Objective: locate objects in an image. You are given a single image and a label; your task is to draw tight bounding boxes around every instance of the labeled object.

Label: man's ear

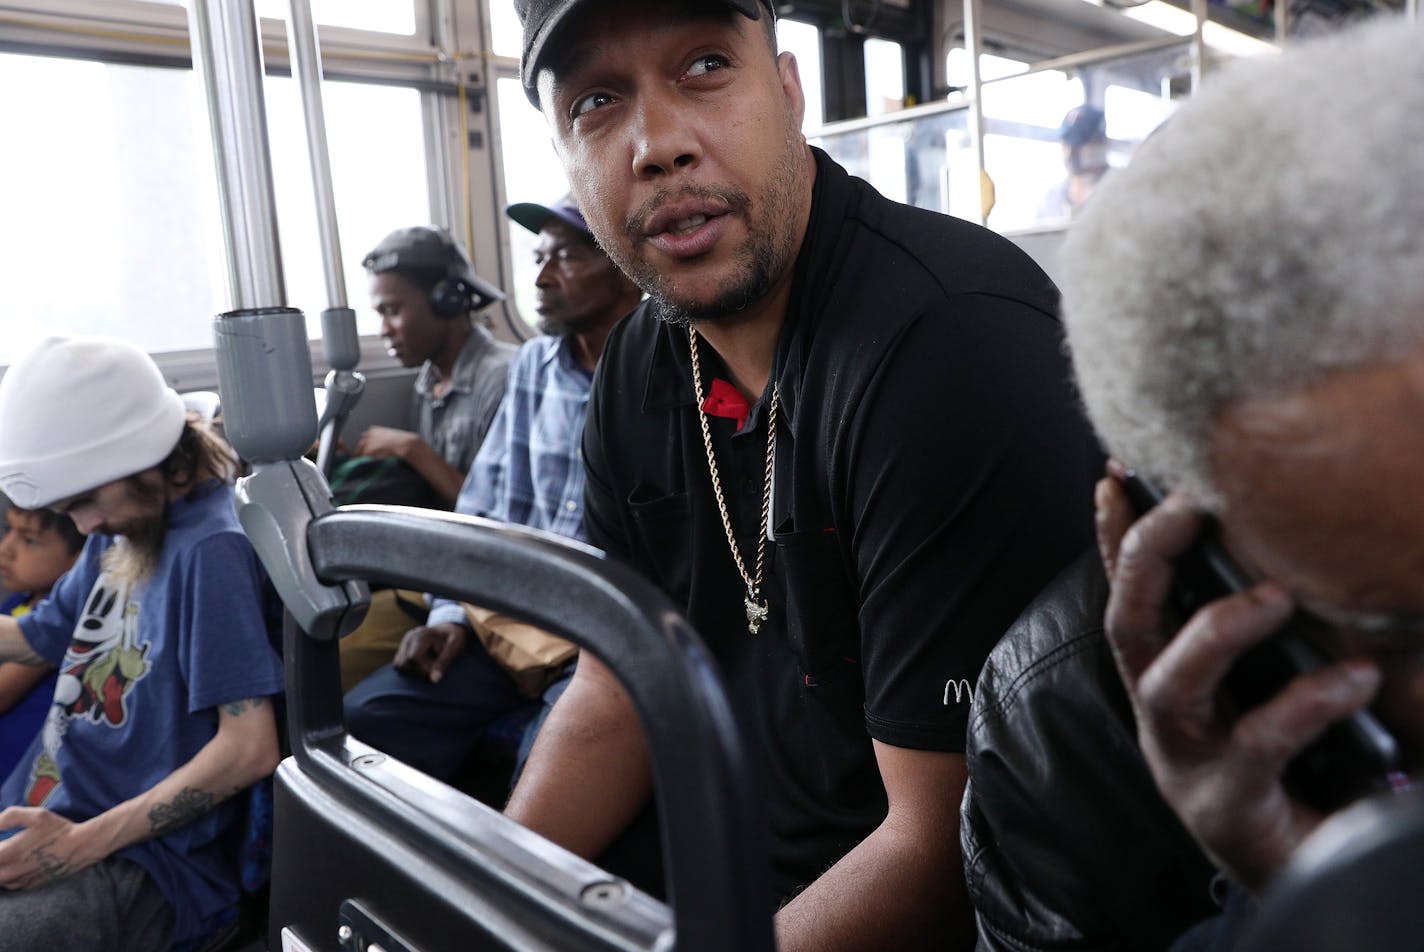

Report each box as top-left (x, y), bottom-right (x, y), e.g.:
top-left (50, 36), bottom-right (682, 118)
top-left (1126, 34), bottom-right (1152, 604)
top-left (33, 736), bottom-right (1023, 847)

top-left (777, 51), bottom-right (807, 133)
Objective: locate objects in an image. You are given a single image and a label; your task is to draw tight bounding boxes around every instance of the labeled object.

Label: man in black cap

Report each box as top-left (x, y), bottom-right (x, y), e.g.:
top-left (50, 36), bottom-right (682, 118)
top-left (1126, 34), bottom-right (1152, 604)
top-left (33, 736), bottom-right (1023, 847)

top-left (1038, 105), bottom-right (1110, 223)
top-left (506, 194), bottom-right (644, 371)
top-left (507, 1), bottom-right (1100, 947)
top-left (344, 196), bottom-right (641, 785)
top-left (356, 226), bottom-right (515, 507)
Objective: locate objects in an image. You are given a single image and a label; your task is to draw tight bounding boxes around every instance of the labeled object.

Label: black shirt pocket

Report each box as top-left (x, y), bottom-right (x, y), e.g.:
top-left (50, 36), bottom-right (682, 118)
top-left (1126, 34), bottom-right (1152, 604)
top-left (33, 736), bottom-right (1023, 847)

top-left (627, 484), bottom-right (692, 605)
top-left (774, 525), bottom-right (861, 691)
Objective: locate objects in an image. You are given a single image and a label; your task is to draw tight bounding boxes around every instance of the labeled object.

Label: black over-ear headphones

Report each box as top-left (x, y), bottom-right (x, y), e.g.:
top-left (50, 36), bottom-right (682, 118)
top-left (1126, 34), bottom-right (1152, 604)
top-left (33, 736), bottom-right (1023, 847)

top-left (362, 226), bottom-right (506, 319)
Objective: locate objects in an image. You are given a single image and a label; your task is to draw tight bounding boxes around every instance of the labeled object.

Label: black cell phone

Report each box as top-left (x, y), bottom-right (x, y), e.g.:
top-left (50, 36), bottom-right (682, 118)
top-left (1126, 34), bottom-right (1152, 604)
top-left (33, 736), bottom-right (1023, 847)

top-left (1120, 470), bottom-right (1403, 813)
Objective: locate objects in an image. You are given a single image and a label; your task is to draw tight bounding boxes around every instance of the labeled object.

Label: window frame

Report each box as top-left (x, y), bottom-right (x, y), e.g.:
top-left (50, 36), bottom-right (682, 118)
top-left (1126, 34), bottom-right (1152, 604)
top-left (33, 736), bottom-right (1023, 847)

top-left (0, 0), bottom-right (507, 386)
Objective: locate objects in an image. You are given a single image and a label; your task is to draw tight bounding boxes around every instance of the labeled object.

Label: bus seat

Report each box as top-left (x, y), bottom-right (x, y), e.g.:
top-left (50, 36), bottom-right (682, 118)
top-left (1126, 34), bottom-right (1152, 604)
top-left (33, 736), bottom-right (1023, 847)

top-left (266, 507), bottom-right (773, 951)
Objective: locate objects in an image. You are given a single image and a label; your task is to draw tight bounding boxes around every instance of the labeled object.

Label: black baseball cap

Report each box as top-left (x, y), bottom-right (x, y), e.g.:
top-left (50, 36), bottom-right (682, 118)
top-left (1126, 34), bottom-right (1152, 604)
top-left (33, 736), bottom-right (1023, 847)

top-left (517, 0), bottom-right (775, 107)
top-left (1059, 105), bottom-right (1107, 147)
top-left (362, 226), bottom-right (505, 312)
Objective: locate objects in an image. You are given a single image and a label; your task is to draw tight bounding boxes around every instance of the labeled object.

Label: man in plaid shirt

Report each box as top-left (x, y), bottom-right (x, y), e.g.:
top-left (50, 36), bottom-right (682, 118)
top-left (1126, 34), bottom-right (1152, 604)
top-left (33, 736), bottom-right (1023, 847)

top-left (344, 194), bottom-right (642, 784)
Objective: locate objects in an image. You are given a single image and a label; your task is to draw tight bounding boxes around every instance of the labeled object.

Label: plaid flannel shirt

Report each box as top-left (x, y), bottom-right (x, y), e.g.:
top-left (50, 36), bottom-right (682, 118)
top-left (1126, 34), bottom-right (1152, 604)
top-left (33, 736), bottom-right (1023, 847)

top-left (427, 335), bottom-right (594, 629)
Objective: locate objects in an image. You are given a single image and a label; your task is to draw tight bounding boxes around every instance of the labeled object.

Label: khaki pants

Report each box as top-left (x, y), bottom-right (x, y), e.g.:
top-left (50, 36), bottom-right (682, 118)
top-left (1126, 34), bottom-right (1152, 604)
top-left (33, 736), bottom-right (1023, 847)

top-left (337, 588), bottom-right (427, 694)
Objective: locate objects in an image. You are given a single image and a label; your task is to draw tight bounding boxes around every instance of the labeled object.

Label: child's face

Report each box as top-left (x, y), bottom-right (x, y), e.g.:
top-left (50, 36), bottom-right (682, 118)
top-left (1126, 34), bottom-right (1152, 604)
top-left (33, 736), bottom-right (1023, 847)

top-left (0, 508), bottom-right (78, 596)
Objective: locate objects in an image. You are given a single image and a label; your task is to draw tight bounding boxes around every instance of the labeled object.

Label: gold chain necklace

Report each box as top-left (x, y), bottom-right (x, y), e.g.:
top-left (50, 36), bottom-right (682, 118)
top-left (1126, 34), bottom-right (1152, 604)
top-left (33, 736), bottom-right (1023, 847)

top-left (688, 327), bottom-right (779, 635)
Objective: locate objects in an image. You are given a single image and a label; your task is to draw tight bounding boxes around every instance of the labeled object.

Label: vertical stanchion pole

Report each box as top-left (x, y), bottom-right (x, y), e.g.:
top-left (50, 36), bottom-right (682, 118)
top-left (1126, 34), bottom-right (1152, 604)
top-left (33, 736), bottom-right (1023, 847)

top-left (963, 0), bottom-right (988, 226)
top-left (285, 0), bottom-right (364, 476)
top-left (188, 0), bottom-right (287, 312)
top-left (1190, 0), bottom-right (1208, 93)
top-left (187, 0), bottom-right (364, 642)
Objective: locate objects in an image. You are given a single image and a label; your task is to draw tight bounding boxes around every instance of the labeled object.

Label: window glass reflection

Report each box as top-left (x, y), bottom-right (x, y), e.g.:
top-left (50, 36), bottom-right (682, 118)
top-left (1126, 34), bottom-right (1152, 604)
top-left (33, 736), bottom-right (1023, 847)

top-left (0, 51), bottom-right (430, 363)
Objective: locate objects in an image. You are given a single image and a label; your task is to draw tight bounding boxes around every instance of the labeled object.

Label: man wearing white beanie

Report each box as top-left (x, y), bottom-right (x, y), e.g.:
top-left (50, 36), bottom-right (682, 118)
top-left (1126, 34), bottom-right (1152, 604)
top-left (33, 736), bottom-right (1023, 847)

top-left (0, 336), bottom-right (284, 951)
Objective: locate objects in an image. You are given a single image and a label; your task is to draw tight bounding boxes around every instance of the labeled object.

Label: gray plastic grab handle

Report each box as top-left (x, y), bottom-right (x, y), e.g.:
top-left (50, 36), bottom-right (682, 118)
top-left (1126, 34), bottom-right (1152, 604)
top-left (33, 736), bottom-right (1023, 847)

top-left (235, 459), bottom-right (368, 641)
top-left (321, 306), bottom-right (360, 371)
top-left (214, 307), bottom-right (319, 464)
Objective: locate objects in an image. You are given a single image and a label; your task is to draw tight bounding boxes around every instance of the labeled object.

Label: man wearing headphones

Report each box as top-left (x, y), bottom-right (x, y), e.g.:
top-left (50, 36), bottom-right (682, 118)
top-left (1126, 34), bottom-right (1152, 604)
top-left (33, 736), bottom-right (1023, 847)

top-left (344, 194), bottom-right (644, 787)
top-left (358, 226), bottom-right (516, 507)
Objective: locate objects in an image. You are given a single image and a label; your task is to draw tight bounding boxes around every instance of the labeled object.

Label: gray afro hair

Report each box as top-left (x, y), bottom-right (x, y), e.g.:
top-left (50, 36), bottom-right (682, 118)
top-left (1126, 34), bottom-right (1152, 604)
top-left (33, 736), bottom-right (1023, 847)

top-left (1061, 17), bottom-right (1424, 509)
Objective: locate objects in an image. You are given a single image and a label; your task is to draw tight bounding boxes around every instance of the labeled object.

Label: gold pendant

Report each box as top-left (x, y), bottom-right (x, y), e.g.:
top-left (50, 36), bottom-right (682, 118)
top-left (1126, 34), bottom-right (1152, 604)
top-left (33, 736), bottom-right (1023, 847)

top-left (745, 596), bottom-right (768, 635)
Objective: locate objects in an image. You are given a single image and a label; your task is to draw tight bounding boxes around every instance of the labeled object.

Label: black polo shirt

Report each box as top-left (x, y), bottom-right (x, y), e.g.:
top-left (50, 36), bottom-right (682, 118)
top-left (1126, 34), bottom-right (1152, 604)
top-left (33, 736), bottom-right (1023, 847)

top-left (582, 148), bottom-right (1099, 898)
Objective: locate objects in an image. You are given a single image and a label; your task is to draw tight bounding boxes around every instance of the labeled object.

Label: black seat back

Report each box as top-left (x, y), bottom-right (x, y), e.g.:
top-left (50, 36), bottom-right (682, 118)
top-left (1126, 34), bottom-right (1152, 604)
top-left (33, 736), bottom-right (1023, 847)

top-left (269, 505), bottom-right (773, 952)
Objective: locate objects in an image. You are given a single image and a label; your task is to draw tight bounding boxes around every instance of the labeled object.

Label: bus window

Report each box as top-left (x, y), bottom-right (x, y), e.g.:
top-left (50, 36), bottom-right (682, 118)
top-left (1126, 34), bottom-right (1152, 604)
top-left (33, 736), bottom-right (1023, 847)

top-left (0, 50), bottom-right (431, 364)
top-left (1104, 83), bottom-right (1177, 142)
top-left (980, 68), bottom-right (1086, 231)
top-left (494, 77), bottom-right (569, 333)
top-left (0, 52), bottom-right (225, 365)
top-left (864, 37), bottom-right (905, 115)
top-left (487, 0), bottom-right (523, 58)
top-left (151, 0), bottom-right (418, 35)
top-left (945, 48), bottom-right (1030, 89)
top-left (776, 18), bottom-right (825, 132)
top-left (264, 79), bottom-right (431, 338)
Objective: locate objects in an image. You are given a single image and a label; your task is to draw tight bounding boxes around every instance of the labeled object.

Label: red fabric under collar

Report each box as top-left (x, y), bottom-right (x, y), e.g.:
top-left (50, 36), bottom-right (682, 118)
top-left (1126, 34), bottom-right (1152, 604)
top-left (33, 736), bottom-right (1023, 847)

top-left (701, 378), bottom-right (750, 430)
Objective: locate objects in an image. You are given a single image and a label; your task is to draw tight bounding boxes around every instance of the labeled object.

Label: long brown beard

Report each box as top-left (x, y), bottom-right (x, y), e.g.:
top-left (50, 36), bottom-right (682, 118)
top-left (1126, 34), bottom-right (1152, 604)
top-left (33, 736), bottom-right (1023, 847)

top-left (98, 473), bottom-right (169, 587)
top-left (100, 515), bottom-right (166, 588)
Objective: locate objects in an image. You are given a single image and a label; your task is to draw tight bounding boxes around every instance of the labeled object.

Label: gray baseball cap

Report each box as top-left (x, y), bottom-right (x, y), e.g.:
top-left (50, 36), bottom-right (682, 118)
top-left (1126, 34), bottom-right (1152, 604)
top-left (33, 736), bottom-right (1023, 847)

top-left (516, 0), bottom-right (775, 107)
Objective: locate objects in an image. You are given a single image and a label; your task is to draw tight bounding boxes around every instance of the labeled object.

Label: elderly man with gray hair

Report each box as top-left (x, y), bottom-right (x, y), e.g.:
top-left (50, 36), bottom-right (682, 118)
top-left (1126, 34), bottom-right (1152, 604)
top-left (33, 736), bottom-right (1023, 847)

top-left (1061, 16), bottom-right (1424, 947)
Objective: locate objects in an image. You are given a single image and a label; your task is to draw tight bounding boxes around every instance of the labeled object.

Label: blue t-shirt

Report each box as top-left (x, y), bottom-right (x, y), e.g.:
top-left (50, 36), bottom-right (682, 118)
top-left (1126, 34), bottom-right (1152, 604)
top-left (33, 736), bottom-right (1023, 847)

top-left (0, 592), bottom-right (58, 783)
top-left (1, 483), bottom-right (284, 945)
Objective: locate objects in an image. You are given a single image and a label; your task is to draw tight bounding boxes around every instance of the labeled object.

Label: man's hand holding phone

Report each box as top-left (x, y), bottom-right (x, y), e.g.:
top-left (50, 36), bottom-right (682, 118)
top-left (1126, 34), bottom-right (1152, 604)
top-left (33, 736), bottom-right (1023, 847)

top-left (1094, 463), bottom-right (1383, 894)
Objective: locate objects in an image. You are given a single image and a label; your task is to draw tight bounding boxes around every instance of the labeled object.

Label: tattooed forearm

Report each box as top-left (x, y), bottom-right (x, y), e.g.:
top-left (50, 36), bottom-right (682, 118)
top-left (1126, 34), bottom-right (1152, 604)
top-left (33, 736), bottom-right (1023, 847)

top-left (148, 787), bottom-right (217, 837)
top-left (221, 697), bottom-right (266, 717)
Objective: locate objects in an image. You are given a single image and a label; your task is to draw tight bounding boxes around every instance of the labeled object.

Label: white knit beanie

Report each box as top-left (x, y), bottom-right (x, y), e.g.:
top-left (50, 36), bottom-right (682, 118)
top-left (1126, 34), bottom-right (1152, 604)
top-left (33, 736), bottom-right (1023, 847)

top-left (0, 336), bottom-right (187, 508)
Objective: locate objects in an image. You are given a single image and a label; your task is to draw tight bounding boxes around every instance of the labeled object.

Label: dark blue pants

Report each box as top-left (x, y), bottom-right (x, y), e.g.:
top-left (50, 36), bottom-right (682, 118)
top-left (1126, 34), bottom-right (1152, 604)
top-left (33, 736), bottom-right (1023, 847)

top-left (343, 642), bottom-right (530, 784)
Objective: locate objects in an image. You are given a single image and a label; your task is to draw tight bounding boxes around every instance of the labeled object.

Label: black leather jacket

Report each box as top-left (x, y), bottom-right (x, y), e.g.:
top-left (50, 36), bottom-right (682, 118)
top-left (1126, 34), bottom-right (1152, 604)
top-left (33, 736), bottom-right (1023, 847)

top-left (962, 551), bottom-right (1220, 951)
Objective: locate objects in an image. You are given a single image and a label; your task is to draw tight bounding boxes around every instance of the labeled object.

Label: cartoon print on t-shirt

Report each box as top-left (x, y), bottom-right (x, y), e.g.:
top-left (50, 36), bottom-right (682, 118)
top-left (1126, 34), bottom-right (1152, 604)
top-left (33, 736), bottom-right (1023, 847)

top-left (25, 573), bottom-right (150, 806)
